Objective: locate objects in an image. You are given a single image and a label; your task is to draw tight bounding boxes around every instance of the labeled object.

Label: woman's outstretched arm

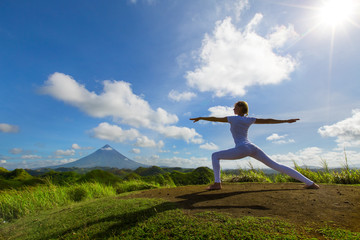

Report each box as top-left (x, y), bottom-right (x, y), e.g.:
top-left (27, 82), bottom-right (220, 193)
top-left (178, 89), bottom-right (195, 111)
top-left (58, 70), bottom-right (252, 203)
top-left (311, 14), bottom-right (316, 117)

top-left (190, 117), bottom-right (228, 123)
top-left (254, 118), bottom-right (300, 124)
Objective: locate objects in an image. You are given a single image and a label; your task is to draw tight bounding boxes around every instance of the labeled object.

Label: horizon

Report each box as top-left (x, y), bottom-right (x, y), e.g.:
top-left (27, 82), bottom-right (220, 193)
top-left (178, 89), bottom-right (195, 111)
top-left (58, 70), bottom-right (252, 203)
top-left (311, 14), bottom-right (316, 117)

top-left (1, 143), bottom-right (357, 171)
top-left (1, 0), bottom-right (360, 170)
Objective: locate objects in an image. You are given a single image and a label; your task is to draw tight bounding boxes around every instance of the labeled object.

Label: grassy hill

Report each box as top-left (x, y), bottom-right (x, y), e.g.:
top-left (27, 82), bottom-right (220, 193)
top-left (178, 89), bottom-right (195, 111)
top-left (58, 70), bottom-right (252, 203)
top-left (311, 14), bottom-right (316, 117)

top-left (1, 193), bottom-right (359, 239)
top-left (0, 169), bottom-right (45, 190)
top-left (1, 165), bottom-right (360, 239)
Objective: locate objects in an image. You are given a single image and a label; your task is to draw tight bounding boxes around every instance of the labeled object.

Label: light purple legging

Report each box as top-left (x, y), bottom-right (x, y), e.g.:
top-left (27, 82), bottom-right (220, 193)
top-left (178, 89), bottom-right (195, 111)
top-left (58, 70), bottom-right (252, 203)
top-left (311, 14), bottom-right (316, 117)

top-left (212, 143), bottom-right (314, 186)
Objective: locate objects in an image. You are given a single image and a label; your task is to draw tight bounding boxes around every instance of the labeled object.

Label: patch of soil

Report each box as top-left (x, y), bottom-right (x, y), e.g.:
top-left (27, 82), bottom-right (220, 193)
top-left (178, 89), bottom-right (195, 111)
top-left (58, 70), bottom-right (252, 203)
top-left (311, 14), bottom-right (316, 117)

top-left (124, 183), bottom-right (360, 231)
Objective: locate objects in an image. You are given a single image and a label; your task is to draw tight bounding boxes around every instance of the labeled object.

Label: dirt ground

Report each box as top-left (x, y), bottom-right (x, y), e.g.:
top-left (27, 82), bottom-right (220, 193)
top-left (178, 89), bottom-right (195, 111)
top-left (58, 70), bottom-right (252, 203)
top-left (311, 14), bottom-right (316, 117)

top-left (125, 183), bottom-right (360, 232)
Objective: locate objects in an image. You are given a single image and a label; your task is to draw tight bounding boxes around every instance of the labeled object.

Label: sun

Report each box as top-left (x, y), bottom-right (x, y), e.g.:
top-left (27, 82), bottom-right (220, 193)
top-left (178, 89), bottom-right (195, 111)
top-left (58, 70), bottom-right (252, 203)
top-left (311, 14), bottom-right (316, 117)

top-left (317, 0), bottom-right (356, 27)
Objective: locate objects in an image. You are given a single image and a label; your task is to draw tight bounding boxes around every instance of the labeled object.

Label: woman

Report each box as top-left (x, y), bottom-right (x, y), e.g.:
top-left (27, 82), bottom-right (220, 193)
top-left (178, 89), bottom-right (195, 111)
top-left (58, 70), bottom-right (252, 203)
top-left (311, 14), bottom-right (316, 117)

top-left (190, 101), bottom-right (320, 190)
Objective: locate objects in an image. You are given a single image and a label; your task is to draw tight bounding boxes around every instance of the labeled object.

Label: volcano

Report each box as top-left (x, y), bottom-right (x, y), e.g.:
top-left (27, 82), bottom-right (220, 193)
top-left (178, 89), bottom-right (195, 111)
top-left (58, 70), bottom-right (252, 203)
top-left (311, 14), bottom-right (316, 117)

top-left (52, 144), bottom-right (148, 169)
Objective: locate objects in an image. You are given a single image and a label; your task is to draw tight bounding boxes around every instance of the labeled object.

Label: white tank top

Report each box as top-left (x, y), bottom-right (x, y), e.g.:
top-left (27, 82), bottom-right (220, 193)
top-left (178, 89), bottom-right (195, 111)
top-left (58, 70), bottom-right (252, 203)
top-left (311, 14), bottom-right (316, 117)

top-left (227, 116), bottom-right (256, 147)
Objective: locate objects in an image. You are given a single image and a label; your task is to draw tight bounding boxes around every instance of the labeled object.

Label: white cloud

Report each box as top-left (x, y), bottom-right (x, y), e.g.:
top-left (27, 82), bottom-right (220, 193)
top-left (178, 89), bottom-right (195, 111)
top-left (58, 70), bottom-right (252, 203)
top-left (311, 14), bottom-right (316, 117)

top-left (208, 105), bottom-right (234, 117)
top-left (266, 133), bottom-right (295, 144)
top-left (271, 139), bottom-right (295, 144)
top-left (72, 144), bottom-right (81, 150)
top-left (72, 143), bottom-right (93, 150)
top-left (129, 0), bottom-right (156, 5)
top-left (21, 155), bottom-right (42, 159)
top-left (150, 154), bottom-right (160, 160)
top-left (176, 53), bottom-right (190, 69)
top-left (186, 16), bottom-right (298, 97)
top-left (0, 123), bottom-right (19, 133)
top-left (138, 155), bottom-right (210, 168)
top-left (318, 109), bottom-right (360, 148)
top-left (55, 149), bottom-right (75, 156)
top-left (217, 0), bottom-right (249, 23)
top-left (40, 73), bottom-right (202, 143)
top-left (270, 147), bottom-right (360, 169)
top-left (91, 122), bottom-right (140, 143)
top-left (0, 158), bottom-right (79, 169)
top-left (91, 123), bottom-right (165, 149)
top-left (156, 125), bottom-right (203, 144)
top-left (134, 136), bottom-right (164, 148)
top-left (245, 12), bottom-right (263, 32)
top-left (267, 133), bottom-right (284, 141)
top-left (271, 147), bottom-right (321, 166)
top-left (0, 160), bottom-right (6, 164)
top-left (200, 142), bottom-right (219, 150)
top-left (234, 0), bottom-right (249, 21)
top-left (168, 90), bottom-right (196, 102)
top-left (58, 158), bottom-right (77, 164)
top-left (40, 73), bottom-right (178, 128)
top-left (131, 148), bottom-right (141, 154)
top-left (9, 148), bottom-right (23, 154)
top-left (267, 25), bottom-right (298, 49)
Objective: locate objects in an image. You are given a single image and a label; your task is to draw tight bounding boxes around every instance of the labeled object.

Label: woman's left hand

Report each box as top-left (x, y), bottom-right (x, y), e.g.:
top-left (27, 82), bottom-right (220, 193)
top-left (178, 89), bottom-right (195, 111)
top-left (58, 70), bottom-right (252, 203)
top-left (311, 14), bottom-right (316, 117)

top-left (287, 119), bottom-right (300, 123)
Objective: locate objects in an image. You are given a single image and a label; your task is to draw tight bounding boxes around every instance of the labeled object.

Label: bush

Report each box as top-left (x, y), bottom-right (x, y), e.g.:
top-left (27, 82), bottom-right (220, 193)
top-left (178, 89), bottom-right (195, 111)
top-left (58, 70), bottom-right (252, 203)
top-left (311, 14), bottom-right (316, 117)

top-left (79, 169), bottom-right (123, 185)
top-left (231, 169), bottom-right (272, 183)
top-left (332, 169), bottom-right (360, 184)
top-left (169, 171), bottom-right (188, 185)
top-left (171, 167), bottom-right (214, 186)
top-left (161, 173), bottom-right (176, 187)
top-left (68, 187), bottom-right (88, 202)
top-left (0, 179), bottom-right (23, 190)
top-left (7, 169), bottom-right (33, 180)
top-left (274, 174), bottom-right (297, 183)
top-left (142, 173), bottom-right (176, 187)
top-left (190, 167), bottom-right (214, 184)
top-left (135, 166), bottom-right (166, 176)
top-left (41, 170), bottom-right (81, 185)
top-left (0, 167), bottom-right (10, 178)
top-left (114, 180), bottom-right (158, 194)
top-left (123, 172), bottom-right (142, 181)
top-left (0, 176), bottom-right (45, 191)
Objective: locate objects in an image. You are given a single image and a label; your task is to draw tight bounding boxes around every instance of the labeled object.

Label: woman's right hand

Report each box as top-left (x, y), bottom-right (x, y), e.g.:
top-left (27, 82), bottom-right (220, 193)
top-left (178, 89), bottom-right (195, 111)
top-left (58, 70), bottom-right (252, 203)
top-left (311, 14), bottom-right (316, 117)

top-left (190, 117), bottom-right (200, 123)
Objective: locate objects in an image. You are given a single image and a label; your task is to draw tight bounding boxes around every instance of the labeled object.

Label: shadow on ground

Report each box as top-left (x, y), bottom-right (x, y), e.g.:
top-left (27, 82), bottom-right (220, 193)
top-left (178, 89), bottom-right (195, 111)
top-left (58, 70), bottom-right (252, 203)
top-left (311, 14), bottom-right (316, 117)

top-left (123, 182), bottom-right (360, 232)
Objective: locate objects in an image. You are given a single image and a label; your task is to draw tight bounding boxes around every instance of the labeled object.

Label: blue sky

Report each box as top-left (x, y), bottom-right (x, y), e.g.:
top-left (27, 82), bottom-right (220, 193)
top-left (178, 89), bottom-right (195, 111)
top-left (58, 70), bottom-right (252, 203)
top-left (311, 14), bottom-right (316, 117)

top-left (1, 0), bottom-right (360, 170)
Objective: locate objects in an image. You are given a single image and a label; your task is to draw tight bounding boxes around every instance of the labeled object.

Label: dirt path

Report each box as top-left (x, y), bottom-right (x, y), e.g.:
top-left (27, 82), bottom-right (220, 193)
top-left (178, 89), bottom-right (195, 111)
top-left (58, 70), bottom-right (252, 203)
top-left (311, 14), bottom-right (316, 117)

top-left (125, 183), bottom-right (360, 231)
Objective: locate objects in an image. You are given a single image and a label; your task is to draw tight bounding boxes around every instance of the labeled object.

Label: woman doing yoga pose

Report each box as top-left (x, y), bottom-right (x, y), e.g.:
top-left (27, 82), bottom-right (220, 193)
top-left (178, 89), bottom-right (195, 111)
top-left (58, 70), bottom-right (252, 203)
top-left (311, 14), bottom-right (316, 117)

top-left (190, 101), bottom-right (320, 190)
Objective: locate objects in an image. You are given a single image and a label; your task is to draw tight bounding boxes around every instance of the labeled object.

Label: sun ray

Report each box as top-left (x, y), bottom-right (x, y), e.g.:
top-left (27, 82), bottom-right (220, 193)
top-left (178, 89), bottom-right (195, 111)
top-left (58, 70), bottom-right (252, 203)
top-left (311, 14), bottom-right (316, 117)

top-left (327, 27), bottom-right (336, 118)
top-left (347, 18), bottom-right (360, 29)
top-left (284, 23), bottom-right (321, 50)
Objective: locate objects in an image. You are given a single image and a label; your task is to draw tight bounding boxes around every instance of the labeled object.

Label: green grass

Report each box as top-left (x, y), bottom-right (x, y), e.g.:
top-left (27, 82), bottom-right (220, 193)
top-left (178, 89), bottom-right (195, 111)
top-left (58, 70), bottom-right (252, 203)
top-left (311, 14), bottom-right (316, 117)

top-left (1, 196), bottom-right (359, 240)
top-left (226, 169), bottom-right (272, 183)
top-left (222, 159), bottom-right (360, 185)
top-left (0, 167), bottom-right (212, 223)
top-left (0, 180), bottom-right (158, 222)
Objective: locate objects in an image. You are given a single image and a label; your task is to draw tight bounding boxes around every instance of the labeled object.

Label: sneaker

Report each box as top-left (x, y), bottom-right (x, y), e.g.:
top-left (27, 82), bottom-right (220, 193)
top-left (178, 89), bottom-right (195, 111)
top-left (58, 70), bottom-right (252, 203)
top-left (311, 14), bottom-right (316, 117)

top-left (206, 183), bottom-right (222, 190)
top-left (304, 183), bottom-right (320, 189)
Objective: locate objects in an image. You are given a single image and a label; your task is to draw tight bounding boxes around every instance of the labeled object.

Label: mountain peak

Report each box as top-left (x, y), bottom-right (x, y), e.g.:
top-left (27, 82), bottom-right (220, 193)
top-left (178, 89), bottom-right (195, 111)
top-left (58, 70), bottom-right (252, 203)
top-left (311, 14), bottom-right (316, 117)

top-left (101, 144), bottom-right (113, 151)
top-left (48, 144), bottom-right (148, 169)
